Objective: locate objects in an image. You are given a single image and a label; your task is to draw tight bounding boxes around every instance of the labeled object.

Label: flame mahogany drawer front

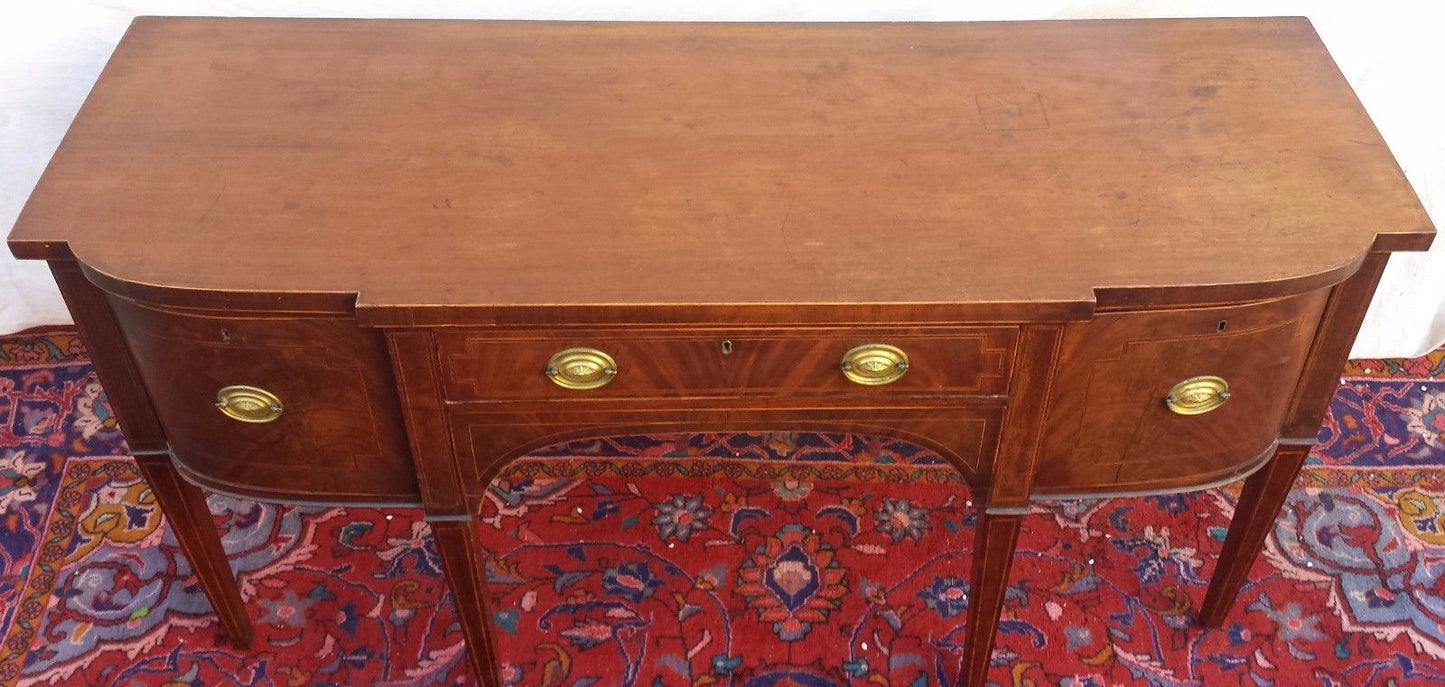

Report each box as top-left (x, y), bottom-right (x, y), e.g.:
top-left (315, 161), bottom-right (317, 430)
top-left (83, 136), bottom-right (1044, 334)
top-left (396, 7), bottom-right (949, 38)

top-left (435, 327), bottom-right (1018, 402)
top-left (104, 296), bottom-right (419, 503)
top-left (1032, 290), bottom-right (1331, 494)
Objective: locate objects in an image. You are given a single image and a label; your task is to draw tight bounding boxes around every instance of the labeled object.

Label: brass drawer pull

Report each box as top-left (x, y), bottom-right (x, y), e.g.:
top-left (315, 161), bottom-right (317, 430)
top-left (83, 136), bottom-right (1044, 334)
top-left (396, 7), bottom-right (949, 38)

top-left (840, 343), bottom-right (910, 386)
top-left (215, 385), bottom-right (284, 423)
top-left (545, 347), bottom-right (618, 390)
top-left (1164, 376), bottom-right (1230, 415)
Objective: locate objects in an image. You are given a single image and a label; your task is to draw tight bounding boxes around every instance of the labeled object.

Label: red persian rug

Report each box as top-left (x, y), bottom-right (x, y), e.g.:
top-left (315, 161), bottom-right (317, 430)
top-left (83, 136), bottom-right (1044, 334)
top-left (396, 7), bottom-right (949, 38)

top-left (2, 329), bottom-right (1444, 686)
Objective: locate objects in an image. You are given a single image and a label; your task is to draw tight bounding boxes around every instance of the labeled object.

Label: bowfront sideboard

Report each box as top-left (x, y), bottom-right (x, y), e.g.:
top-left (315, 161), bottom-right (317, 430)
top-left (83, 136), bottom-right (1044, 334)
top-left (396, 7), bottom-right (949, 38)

top-left (8, 16), bottom-right (1434, 686)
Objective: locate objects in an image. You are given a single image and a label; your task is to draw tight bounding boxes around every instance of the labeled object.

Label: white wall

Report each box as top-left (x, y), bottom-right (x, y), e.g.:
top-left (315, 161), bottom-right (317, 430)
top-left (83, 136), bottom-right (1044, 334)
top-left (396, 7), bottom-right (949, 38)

top-left (3, 1), bottom-right (1441, 357)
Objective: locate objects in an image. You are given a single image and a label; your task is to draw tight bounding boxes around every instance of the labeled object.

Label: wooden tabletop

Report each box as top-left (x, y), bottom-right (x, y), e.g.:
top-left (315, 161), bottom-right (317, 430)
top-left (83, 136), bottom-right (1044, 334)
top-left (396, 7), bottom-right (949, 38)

top-left (8, 17), bottom-right (1433, 323)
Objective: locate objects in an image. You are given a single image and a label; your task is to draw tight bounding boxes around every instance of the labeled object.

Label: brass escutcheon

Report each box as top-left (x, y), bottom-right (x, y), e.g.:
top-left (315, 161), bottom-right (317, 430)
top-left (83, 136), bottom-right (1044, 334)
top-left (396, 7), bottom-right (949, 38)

top-left (840, 343), bottom-right (910, 386)
top-left (545, 347), bottom-right (618, 390)
top-left (1164, 375), bottom-right (1231, 415)
top-left (215, 385), bottom-right (284, 423)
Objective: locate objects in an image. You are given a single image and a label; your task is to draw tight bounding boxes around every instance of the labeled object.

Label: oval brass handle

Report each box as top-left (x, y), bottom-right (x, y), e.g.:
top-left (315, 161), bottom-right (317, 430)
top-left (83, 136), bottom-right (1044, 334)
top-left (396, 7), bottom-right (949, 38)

top-left (545, 347), bottom-right (618, 390)
top-left (215, 385), bottom-right (284, 423)
top-left (1164, 376), bottom-right (1231, 415)
top-left (840, 343), bottom-right (910, 386)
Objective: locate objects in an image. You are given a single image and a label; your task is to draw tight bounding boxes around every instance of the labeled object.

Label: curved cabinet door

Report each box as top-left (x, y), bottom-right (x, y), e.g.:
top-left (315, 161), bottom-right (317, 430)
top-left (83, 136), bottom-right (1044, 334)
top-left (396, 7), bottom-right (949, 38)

top-left (107, 296), bottom-right (419, 503)
top-left (1033, 290), bottom-right (1329, 495)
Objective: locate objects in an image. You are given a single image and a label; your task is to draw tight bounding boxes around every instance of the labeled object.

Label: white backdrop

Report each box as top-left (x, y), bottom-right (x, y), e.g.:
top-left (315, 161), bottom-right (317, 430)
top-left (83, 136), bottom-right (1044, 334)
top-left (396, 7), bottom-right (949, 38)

top-left (3, 1), bottom-right (1442, 357)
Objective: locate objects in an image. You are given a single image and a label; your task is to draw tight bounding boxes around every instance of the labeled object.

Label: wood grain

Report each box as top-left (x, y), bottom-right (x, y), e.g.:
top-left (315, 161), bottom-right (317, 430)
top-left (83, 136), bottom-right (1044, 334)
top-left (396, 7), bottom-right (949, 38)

top-left (438, 326), bottom-right (1015, 401)
top-left (8, 17), bottom-right (1433, 325)
top-left (1282, 253), bottom-right (1393, 439)
top-left (106, 297), bottom-right (420, 502)
top-left (1034, 291), bottom-right (1327, 493)
top-left (386, 330), bottom-right (469, 516)
top-left (983, 325), bottom-right (1064, 508)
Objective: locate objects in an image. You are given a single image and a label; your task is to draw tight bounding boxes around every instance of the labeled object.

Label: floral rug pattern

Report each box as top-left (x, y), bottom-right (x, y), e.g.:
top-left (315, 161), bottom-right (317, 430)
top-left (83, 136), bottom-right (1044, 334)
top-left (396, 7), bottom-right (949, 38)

top-left (0, 329), bottom-right (1443, 686)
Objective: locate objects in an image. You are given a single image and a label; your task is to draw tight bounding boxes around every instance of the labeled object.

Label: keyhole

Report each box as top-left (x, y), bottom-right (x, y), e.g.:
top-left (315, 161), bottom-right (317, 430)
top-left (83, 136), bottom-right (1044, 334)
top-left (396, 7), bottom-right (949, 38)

top-left (1216, 320), bottom-right (1228, 333)
top-left (721, 340), bottom-right (733, 356)
top-left (220, 328), bottom-right (232, 344)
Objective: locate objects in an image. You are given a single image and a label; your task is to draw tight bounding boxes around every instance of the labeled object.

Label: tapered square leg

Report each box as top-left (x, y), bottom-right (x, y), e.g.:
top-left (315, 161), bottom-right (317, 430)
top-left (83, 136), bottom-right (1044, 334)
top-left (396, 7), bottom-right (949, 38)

top-left (1199, 443), bottom-right (1311, 628)
top-left (430, 517), bottom-right (500, 687)
top-left (132, 452), bottom-right (253, 648)
top-left (960, 509), bottom-right (1025, 686)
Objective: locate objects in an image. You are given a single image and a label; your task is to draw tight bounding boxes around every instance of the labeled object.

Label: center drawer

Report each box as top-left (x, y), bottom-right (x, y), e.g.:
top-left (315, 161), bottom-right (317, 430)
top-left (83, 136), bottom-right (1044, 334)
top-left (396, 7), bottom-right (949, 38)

top-left (436, 327), bottom-right (1016, 402)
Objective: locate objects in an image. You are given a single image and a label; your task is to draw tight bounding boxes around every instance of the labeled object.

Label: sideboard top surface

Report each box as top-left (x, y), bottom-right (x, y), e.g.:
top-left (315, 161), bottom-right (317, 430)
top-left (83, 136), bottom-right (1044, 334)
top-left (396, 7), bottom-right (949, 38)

top-left (7, 17), bottom-right (1434, 320)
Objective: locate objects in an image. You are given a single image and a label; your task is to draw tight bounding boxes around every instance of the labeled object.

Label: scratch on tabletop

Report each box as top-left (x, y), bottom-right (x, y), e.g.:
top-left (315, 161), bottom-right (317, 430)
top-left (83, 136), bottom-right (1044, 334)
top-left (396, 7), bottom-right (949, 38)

top-left (779, 199), bottom-right (798, 262)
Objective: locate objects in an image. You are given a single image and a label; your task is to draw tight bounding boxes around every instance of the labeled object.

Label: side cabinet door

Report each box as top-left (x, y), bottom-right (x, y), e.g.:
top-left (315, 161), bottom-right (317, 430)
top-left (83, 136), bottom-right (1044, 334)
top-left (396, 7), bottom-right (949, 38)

top-left (107, 296), bottom-right (420, 502)
top-left (1033, 290), bottom-right (1329, 494)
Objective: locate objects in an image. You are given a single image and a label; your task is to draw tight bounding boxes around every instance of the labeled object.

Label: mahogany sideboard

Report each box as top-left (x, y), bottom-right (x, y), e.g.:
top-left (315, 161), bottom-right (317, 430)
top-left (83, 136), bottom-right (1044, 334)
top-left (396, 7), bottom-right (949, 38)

top-left (7, 16), bottom-right (1435, 686)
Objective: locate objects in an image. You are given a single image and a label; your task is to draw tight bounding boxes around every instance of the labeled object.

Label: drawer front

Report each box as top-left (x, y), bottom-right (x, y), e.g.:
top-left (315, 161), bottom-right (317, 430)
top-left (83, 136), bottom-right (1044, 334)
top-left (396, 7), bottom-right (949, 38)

top-left (1032, 290), bottom-right (1330, 495)
top-left (437, 327), bottom-right (1016, 402)
top-left (107, 297), bottom-right (420, 502)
